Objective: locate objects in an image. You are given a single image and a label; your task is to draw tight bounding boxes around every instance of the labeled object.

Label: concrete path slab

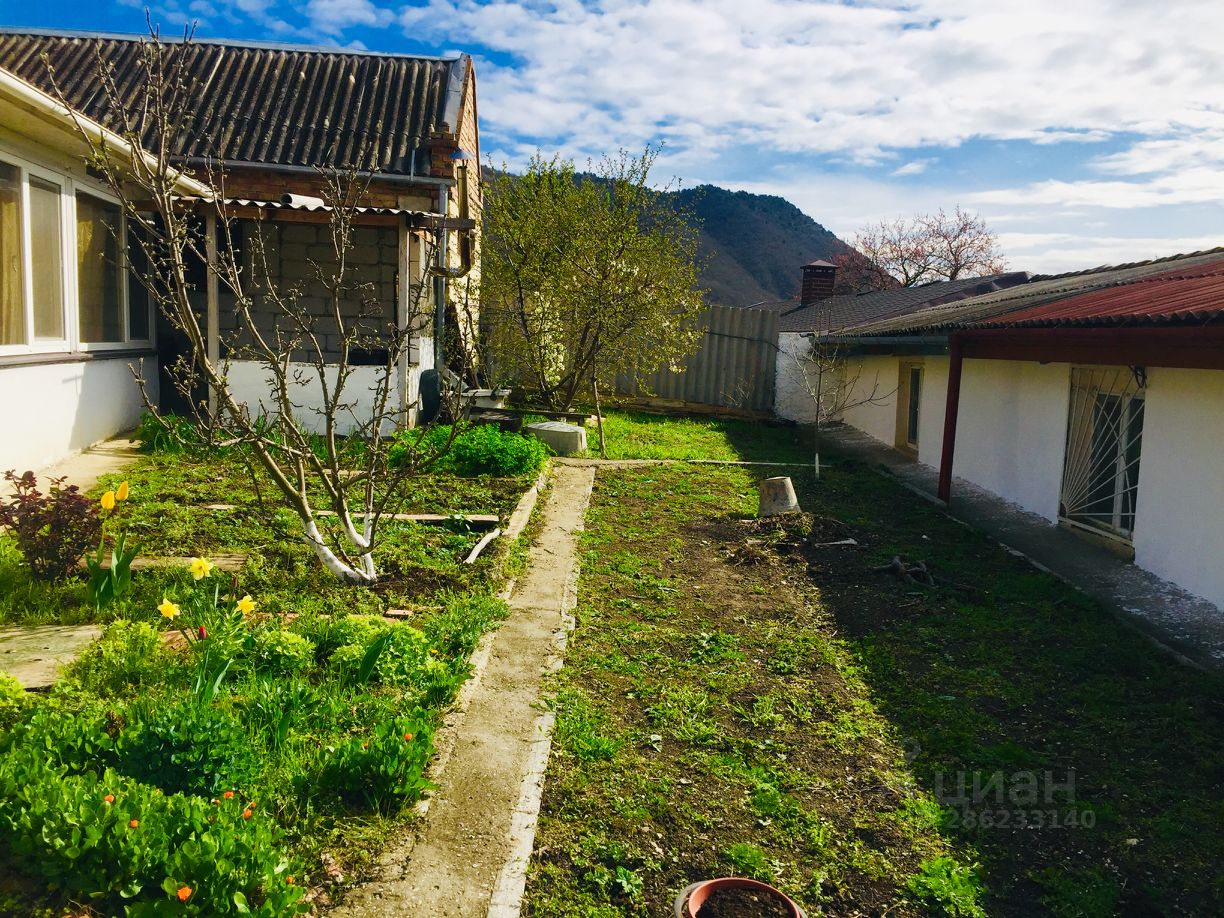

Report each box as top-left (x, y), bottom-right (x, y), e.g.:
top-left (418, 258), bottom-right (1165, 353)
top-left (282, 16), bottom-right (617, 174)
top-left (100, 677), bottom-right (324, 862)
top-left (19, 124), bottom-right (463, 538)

top-left (0, 624), bottom-right (102, 689)
top-left (824, 426), bottom-right (1224, 671)
top-left (0, 437), bottom-right (142, 498)
top-left (333, 463), bottom-right (595, 918)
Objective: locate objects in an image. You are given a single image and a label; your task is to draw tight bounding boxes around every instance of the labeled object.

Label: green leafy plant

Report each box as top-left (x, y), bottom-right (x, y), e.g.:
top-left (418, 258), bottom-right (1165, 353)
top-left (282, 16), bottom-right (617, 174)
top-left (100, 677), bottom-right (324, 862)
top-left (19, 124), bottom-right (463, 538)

top-left (135, 410), bottom-right (207, 454)
top-left (0, 752), bottom-right (305, 915)
top-left (0, 470), bottom-right (102, 580)
top-left (321, 714), bottom-right (435, 812)
top-left (86, 530), bottom-right (140, 612)
top-left (906, 856), bottom-right (986, 917)
top-left (116, 701), bottom-right (260, 797)
top-left (0, 673), bottom-right (29, 732)
top-left (247, 628), bottom-right (315, 676)
top-left (389, 423), bottom-right (550, 477)
top-left (63, 620), bottom-right (168, 698)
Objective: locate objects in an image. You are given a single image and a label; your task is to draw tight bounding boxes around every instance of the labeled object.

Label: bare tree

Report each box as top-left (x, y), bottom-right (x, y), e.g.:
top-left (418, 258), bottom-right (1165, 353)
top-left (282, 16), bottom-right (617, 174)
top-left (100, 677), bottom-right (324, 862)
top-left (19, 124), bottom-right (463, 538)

top-left (835, 206), bottom-right (1006, 292)
top-left (48, 29), bottom-right (462, 583)
top-left (779, 334), bottom-right (893, 478)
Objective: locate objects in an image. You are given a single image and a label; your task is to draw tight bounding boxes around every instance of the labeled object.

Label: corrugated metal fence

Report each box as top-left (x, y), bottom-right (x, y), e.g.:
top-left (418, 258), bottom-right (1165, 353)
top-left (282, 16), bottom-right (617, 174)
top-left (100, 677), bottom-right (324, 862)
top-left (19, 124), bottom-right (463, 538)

top-left (614, 305), bottom-right (778, 411)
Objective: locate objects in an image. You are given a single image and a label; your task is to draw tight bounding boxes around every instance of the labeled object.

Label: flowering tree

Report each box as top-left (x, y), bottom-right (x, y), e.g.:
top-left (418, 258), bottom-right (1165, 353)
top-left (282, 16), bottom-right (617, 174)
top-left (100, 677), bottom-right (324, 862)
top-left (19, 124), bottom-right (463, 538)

top-left (480, 149), bottom-right (704, 412)
top-left (835, 206), bottom-right (1006, 292)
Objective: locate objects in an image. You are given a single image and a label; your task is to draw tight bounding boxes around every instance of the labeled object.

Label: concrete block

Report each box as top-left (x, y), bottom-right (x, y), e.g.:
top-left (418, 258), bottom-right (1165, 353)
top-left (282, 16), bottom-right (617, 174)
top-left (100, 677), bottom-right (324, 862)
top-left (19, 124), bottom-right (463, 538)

top-left (526, 421), bottom-right (587, 456)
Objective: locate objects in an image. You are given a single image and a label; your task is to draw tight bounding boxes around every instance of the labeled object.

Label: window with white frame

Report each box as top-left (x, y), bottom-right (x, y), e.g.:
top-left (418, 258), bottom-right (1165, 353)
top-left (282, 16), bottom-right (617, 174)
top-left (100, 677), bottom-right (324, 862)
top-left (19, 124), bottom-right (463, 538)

top-left (0, 150), bottom-right (151, 355)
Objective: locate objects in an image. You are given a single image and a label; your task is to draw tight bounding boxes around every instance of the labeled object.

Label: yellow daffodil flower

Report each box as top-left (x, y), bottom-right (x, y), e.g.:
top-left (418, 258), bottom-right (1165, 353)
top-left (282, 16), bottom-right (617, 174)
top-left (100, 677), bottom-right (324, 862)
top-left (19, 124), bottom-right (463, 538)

top-left (188, 557), bottom-right (215, 581)
top-left (115, 481), bottom-right (130, 501)
top-left (236, 594), bottom-right (257, 615)
top-left (158, 598), bottom-right (181, 620)
top-left (100, 491), bottom-right (116, 511)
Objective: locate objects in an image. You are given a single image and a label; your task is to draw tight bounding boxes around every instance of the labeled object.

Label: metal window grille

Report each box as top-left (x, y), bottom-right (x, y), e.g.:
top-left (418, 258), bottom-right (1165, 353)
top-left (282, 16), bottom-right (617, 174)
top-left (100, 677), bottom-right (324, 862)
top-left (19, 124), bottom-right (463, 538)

top-left (1059, 367), bottom-right (1145, 541)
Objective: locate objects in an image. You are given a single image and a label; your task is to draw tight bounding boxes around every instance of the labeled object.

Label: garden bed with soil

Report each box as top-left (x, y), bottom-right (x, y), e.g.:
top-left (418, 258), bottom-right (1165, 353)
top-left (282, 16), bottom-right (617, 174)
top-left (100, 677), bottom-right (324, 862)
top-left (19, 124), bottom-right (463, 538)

top-left (521, 426), bottom-right (1224, 917)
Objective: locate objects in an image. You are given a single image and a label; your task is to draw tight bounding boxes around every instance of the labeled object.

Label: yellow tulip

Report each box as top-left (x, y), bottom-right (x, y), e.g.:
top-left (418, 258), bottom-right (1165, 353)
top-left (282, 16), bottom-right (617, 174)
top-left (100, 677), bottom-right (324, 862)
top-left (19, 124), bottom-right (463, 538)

top-left (100, 491), bottom-right (116, 511)
top-left (188, 558), bottom-right (215, 581)
top-left (115, 481), bottom-right (130, 501)
top-left (158, 598), bottom-right (181, 620)
top-left (236, 595), bottom-right (257, 615)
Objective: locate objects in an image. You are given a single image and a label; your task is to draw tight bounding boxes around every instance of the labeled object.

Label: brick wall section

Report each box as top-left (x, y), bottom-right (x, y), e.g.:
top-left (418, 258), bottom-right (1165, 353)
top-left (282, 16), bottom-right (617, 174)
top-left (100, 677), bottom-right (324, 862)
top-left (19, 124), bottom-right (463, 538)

top-left (217, 220), bottom-right (399, 363)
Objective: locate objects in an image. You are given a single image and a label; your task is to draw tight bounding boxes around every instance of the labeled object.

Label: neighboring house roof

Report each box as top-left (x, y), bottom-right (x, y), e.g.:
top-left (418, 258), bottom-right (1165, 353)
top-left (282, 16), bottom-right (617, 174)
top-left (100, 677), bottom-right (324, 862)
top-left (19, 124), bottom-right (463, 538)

top-left (848, 248), bottom-right (1224, 336)
top-left (0, 28), bottom-right (468, 176)
top-left (776, 272), bottom-right (1030, 334)
top-left (976, 256), bottom-right (1224, 328)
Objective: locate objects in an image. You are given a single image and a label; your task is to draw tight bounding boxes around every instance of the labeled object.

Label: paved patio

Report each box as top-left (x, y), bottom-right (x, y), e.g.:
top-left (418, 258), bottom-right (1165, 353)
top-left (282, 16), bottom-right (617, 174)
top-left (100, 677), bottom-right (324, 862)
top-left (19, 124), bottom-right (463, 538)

top-left (824, 425), bottom-right (1224, 672)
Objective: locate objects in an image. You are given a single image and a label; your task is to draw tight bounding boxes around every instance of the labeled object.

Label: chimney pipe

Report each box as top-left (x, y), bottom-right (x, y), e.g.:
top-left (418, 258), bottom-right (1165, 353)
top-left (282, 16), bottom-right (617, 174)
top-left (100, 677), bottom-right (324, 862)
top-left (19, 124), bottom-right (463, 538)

top-left (800, 261), bottom-right (837, 306)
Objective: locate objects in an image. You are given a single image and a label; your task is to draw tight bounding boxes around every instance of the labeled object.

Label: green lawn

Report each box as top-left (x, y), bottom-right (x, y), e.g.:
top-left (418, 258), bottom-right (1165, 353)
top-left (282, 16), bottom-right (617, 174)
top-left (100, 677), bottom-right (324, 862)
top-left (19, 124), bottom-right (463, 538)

top-left (0, 442), bottom-right (538, 915)
top-left (523, 415), bottom-right (1224, 916)
top-left (572, 408), bottom-right (813, 463)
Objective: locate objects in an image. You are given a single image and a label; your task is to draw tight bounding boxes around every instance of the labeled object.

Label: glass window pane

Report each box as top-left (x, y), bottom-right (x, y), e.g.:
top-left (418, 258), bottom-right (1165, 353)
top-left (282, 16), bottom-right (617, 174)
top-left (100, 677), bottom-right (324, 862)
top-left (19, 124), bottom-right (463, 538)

top-left (0, 162), bottom-right (25, 345)
top-left (77, 192), bottom-right (122, 343)
top-left (30, 177), bottom-right (64, 339)
top-left (127, 224), bottom-right (149, 340)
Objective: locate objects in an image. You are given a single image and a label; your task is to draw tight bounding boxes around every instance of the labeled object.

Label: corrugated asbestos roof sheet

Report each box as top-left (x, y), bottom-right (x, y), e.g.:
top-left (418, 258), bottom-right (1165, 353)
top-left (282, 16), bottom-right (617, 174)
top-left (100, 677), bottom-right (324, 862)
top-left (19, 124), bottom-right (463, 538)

top-left (776, 272), bottom-right (1030, 334)
top-left (848, 248), bottom-right (1224, 336)
top-left (977, 257), bottom-right (1224, 328)
top-left (0, 29), bottom-right (465, 175)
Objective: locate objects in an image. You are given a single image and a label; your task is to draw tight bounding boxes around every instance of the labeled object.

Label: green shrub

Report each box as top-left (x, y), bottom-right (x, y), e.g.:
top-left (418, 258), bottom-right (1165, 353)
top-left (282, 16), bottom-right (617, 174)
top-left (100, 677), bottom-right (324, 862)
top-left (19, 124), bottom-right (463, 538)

top-left (64, 620), bottom-right (169, 697)
top-left (248, 628), bottom-right (315, 676)
top-left (117, 701), bottom-right (261, 797)
top-left (0, 673), bottom-right (29, 732)
top-left (389, 423), bottom-right (550, 477)
top-left (906, 856), bottom-right (986, 917)
top-left (0, 753), bottom-right (305, 915)
top-left (0, 470), bottom-right (102, 580)
top-left (5, 704), bottom-right (120, 775)
top-left (321, 713), bottom-right (434, 812)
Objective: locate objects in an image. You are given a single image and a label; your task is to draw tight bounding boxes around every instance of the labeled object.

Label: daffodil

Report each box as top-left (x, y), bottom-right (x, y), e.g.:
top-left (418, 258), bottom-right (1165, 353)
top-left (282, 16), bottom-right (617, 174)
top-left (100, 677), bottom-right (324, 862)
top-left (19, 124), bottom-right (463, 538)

top-left (100, 491), bottom-right (116, 511)
top-left (236, 594), bottom-right (257, 615)
top-left (158, 598), bottom-right (181, 620)
top-left (188, 557), bottom-right (215, 581)
top-left (115, 481), bottom-right (130, 501)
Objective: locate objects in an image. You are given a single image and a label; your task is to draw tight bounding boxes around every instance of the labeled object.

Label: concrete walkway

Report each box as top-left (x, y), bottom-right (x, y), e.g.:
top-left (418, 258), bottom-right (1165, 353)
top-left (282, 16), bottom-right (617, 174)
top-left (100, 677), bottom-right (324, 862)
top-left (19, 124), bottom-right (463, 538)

top-left (2, 437), bottom-right (142, 498)
top-left (334, 463), bottom-right (595, 918)
top-left (824, 426), bottom-right (1224, 671)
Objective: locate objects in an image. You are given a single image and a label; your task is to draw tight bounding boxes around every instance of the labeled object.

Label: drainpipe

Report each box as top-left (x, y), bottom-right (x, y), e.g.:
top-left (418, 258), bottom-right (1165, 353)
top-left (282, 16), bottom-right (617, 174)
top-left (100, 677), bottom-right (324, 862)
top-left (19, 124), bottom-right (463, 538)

top-left (937, 333), bottom-right (965, 503)
top-left (434, 185), bottom-right (449, 373)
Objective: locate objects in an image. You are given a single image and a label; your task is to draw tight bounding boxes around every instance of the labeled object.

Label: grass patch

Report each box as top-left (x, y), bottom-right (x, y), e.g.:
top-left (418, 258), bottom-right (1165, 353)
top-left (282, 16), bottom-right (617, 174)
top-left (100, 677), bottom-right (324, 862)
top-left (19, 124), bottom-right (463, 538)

top-left (521, 416), bottom-right (1224, 916)
top-left (569, 409), bottom-right (812, 463)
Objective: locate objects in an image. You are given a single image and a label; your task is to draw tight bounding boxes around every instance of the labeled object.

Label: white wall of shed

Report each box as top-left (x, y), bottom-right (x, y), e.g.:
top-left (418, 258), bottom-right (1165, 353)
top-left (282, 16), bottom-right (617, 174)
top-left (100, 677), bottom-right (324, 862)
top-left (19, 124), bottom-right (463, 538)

top-left (0, 358), bottom-right (153, 472)
top-left (774, 333), bottom-right (818, 423)
top-left (224, 360), bottom-right (401, 437)
top-left (1132, 367), bottom-right (1224, 610)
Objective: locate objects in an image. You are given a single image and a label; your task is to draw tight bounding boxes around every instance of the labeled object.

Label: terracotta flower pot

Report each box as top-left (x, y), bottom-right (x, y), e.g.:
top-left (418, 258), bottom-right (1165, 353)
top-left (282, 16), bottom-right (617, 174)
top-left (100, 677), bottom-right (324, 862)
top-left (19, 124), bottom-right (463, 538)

top-left (674, 877), bottom-right (807, 918)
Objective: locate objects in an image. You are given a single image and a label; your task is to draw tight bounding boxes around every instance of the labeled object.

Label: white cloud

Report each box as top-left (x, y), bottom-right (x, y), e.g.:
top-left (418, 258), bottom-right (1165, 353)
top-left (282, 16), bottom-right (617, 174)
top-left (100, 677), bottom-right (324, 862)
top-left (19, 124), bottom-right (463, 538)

top-left (307, 0), bottom-right (393, 34)
top-left (891, 159), bottom-right (933, 177)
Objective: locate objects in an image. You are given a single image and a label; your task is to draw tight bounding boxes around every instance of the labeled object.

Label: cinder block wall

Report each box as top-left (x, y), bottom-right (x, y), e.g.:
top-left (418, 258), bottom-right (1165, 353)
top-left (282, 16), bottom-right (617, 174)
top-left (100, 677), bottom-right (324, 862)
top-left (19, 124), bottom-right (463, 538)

top-left (217, 221), bottom-right (398, 362)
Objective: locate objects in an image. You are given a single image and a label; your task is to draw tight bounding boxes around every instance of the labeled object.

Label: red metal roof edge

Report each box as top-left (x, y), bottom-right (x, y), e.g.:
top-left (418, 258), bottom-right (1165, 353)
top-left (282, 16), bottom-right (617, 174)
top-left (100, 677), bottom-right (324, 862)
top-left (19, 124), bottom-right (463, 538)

top-left (974, 257), bottom-right (1224, 329)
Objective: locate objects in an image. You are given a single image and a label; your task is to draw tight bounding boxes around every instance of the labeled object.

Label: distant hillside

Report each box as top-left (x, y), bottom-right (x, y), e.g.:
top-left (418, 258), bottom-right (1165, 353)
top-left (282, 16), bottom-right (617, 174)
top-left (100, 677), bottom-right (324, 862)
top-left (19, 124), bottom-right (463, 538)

top-left (669, 185), bottom-right (853, 306)
top-left (482, 170), bottom-right (852, 307)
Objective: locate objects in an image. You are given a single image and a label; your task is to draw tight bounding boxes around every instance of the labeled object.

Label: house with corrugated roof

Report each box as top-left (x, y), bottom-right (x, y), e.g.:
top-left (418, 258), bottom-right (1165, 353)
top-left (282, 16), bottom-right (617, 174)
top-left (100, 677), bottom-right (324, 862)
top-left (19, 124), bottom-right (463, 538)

top-left (0, 29), bottom-right (479, 473)
top-left (763, 260), bottom-right (1028, 422)
top-left (808, 248), bottom-right (1224, 611)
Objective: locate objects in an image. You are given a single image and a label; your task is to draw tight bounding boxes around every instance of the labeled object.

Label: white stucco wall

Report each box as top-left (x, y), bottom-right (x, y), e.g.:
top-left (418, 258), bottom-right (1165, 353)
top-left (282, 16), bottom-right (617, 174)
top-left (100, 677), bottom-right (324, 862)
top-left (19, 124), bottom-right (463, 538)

top-left (774, 332), bottom-right (819, 424)
top-left (840, 355), bottom-right (902, 445)
top-left (1132, 367), bottom-right (1224, 610)
top-left (0, 358), bottom-right (154, 473)
top-left (952, 359), bottom-right (1071, 521)
top-left (224, 361), bottom-right (403, 437)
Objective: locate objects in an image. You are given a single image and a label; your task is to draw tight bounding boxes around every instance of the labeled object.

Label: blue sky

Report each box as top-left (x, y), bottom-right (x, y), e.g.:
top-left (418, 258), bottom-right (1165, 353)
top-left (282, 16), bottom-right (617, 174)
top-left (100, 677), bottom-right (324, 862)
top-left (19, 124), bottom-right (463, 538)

top-left (4, 0), bottom-right (1222, 273)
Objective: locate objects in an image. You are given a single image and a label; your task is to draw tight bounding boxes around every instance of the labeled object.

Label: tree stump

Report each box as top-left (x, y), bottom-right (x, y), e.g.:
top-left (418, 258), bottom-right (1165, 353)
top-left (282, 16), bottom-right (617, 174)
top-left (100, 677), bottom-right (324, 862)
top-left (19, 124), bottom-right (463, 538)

top-left (758, 476), bottom-right (800, 517)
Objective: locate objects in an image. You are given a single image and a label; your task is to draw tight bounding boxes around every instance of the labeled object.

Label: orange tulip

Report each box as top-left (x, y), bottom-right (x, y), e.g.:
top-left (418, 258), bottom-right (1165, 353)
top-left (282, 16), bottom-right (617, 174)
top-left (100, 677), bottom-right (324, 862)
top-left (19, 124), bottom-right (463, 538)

top-left (177, 886), bottom-right (192, 902)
